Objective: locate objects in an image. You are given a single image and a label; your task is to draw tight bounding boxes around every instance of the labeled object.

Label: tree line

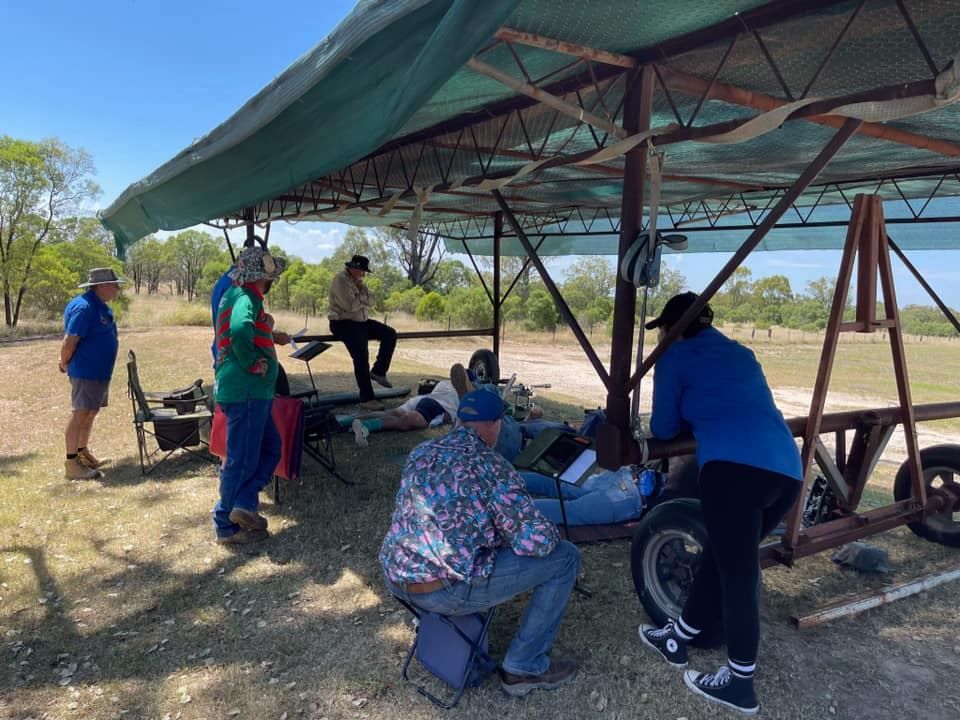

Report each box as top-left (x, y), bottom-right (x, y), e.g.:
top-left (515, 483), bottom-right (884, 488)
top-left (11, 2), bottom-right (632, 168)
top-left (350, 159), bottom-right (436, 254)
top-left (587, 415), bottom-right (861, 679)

top-left (2, 135), bottom-right (956, 337)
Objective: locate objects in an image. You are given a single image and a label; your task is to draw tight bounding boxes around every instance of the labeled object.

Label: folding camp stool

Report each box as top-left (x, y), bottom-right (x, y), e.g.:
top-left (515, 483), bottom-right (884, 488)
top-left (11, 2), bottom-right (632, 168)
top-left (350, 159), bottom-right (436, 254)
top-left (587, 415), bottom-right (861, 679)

top-left (393, 596), bottom-right (496, 709)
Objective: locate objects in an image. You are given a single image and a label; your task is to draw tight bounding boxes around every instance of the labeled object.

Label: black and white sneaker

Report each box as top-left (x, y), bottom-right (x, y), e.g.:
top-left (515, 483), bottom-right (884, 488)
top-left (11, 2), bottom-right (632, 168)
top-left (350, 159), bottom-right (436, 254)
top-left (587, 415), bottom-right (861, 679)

top-left (683, 666), bottom-right (759, 716)
top-left (638, 621), bottom-right (688, 668)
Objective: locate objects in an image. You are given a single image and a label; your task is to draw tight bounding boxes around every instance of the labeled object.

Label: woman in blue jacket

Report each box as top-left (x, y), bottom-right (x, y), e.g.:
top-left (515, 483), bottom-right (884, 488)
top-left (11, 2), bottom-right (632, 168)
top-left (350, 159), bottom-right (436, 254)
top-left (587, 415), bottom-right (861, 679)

top-left (637, 292), bottom-right (802, 716)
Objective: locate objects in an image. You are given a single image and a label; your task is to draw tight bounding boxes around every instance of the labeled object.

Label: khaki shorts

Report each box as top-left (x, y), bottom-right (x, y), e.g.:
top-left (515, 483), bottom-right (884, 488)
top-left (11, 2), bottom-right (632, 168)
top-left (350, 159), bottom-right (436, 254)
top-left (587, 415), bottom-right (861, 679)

top-left (70, 378), bottom-right (110, 411)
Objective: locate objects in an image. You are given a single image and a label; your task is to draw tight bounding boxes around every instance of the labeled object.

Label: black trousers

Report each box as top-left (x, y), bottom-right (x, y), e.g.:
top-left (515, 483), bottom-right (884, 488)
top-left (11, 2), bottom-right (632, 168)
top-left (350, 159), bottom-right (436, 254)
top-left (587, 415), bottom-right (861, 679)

top-left (681, 460), bottom-right (800, 666)
top-left (329, 319), bottom-right (397, 401)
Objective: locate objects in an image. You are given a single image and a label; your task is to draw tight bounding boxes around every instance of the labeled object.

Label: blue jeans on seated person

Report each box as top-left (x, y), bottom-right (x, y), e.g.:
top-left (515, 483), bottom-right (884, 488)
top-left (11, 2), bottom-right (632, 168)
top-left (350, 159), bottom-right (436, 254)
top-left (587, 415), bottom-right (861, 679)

top-left (387, 540), bottom-right (580, 677)
top-left (214, 398), bottom-right (281, 538)
top-left (521, 468), bottom-right (644, 526)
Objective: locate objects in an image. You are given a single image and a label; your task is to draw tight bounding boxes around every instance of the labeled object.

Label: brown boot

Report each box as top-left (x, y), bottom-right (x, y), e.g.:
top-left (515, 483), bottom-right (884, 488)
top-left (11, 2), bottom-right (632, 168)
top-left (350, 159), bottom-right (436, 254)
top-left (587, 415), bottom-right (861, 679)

top-left (65, 457), bottom-right (101, 481)
top-left (217, 529), bottom-right (269, 545)
top-left (228, 507), bottom-right (268, 531)
top-left (78, 448), bottom-right (110, 469)
top-left (499, 658), bottom-right (579, 697)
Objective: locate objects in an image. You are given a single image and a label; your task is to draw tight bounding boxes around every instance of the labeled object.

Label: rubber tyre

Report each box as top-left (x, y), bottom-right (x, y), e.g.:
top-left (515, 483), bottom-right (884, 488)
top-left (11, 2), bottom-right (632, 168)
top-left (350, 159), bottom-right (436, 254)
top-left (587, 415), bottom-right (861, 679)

top-left (893, 444), bottom-right (960, 548)
top-left (630, 498), bottom-right (724, 649)
top-left (468, 349), bottom-right (500, 384)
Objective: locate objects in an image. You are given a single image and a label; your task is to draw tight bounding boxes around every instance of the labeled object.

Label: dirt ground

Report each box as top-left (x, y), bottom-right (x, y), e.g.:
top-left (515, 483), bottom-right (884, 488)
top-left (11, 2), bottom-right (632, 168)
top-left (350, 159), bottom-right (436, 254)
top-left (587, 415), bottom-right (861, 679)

top-left (1, 327), bottom-right (959, 720)
top-left (395, 339), bottom-right (958, 464)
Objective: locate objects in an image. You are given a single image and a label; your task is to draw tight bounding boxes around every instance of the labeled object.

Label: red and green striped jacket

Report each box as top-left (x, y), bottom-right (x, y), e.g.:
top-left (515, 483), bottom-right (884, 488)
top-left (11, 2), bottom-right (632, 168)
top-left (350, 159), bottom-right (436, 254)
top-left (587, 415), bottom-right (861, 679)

top-left (214, 284), bottom-right (278, 403)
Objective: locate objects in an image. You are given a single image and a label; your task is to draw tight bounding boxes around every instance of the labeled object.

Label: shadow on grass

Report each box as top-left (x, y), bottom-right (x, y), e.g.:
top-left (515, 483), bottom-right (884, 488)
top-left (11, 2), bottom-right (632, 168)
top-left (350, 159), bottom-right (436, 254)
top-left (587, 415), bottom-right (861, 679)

top-left (1, 416), bottom-right (435, 717)
top-left (0, 451), bottom-right (38, 476)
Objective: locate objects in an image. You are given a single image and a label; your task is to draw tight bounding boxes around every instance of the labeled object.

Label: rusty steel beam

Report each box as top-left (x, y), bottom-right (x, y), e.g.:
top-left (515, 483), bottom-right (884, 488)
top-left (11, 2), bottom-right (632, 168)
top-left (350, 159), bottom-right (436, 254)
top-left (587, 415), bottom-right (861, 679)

top-left (492, 189), bottom-right (612, 389)
top-left (496, 23), bottom-right (960, 157)
top-left (626, 118), bottom-right (862, 394)
top-left (643, 401), bottom-right (960, 461)
top-left (601, 65), bottom-right (656, 467)
top-left (791, 562), bottom-right (960, 629)
top-left (888, 236), bottom-right (960, 334)
top-left (467, 57), bottom-right (627, 139)
top-left (656, 65), bottom-right (960, 158)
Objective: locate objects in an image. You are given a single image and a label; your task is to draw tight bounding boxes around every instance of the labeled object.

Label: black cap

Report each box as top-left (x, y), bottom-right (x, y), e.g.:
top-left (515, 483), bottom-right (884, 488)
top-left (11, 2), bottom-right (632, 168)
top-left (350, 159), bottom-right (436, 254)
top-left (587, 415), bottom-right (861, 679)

top-left (345, 255), bottom-right (373, 273)
top-left (645, 291), bottom-right (713, 331)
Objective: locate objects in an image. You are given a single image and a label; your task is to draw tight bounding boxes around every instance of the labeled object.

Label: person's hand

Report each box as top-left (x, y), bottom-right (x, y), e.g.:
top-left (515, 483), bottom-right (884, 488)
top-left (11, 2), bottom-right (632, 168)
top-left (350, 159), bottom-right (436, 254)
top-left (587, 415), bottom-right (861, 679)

top-left (58, 360), bottom-right (67, 374)
top-left (264, 313), bottom-right (276, 330)
top-left (251, 358), bottom-right (270, 375)
top-left (272, 331), bottom-right (291, 346)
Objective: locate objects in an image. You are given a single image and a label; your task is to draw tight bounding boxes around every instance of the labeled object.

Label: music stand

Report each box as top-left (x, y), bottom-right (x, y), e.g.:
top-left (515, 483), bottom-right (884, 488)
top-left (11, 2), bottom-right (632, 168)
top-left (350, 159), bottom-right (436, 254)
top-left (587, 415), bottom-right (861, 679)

top-left (289, 340), bottom-right (332, 396)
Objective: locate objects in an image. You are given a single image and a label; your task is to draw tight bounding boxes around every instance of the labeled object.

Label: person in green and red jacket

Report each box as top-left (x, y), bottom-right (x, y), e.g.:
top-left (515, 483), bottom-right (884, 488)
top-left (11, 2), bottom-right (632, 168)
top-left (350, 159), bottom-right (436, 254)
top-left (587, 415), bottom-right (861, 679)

top-left (213, 246), bottom-right (287, 545)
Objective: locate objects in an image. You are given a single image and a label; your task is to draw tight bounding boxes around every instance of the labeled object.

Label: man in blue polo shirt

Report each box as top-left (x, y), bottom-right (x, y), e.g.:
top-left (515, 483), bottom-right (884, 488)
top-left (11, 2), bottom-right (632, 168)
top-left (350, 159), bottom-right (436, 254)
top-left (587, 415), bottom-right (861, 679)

top-left (59, 268), bottom-right (124, 480)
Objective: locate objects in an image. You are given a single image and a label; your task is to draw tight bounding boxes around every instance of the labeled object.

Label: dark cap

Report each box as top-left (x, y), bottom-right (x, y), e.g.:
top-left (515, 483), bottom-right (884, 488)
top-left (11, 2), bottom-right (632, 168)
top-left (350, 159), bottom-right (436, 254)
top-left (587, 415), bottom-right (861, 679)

top-left (645, 291), bottom-right (713, 331)
top-left (345, 255), bottom-right (373, 273)
top-left (457, 389), bottom-right (506, 422)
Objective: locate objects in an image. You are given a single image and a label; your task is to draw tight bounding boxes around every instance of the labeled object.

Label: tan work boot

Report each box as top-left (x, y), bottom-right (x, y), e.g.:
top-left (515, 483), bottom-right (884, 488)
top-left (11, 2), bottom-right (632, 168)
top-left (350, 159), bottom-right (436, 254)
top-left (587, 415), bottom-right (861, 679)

top-left (228, 507), bottom-right (268, 532)
top-left (78, 448), bottom-right (110, 469)
top-left (65, 457), bottom-right (102, 480)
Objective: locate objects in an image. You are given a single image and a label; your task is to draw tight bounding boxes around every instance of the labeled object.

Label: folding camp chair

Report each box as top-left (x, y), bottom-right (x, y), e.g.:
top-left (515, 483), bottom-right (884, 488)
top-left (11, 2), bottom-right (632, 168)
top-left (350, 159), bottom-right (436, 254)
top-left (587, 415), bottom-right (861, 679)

top-left (126, 350), bottom-right (216, 475)
top-left (394, 595), bottom-right (496, 709)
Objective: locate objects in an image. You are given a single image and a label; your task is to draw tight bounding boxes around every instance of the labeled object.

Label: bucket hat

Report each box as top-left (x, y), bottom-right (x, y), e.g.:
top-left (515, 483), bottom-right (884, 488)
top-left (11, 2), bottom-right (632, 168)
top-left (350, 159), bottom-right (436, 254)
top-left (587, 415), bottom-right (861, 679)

top-left (78, 268), bottom-right (126, 288)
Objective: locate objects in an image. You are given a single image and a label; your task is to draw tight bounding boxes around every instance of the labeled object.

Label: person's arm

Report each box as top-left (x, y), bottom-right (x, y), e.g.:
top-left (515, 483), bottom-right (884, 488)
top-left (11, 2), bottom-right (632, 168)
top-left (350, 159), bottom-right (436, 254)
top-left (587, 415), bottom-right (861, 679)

top-left (60, 301), bottom-right (93, 373)
top-left (488, 460), bottom-right (558, 557)
top-left (262, 313), bottom-right (290, 345)
top-left (59, 335), bottom-right (80, 373)
top-left (649, 355), bottom-right (686, 439)
top-left (228, 294), bottom-right (265, 373)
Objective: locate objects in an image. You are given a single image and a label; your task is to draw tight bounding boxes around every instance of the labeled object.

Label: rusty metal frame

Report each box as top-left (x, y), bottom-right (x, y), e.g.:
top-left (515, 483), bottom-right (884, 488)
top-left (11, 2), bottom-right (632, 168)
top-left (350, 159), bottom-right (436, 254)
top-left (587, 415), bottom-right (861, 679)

top-left (201, 5), bottom-right (960, 573)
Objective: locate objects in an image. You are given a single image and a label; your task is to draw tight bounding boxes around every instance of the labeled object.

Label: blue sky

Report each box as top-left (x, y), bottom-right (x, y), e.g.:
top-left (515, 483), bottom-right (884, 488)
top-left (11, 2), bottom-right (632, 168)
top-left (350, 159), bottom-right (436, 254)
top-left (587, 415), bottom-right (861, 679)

top-left (4, 0), bottom-right (959, 306)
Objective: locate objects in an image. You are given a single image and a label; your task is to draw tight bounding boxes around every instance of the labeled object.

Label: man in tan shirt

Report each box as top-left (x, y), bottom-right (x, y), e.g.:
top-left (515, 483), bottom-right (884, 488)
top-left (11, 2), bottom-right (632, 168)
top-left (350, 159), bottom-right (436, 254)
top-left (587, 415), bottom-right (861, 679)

top-left (328, 255), bottom-right (397, 410)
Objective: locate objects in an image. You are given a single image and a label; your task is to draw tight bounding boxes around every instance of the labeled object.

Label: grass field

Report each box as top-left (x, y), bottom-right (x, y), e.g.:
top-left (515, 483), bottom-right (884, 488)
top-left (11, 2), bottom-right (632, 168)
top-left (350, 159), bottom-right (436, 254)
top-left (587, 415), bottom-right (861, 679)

top-left (1, 294), bottom-right (959, 720)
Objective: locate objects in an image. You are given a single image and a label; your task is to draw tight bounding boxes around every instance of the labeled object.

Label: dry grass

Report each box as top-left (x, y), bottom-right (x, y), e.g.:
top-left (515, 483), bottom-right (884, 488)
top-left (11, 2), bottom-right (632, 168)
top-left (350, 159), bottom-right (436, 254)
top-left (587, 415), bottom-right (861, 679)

top-left (1, 295), bottom-right (959, 720)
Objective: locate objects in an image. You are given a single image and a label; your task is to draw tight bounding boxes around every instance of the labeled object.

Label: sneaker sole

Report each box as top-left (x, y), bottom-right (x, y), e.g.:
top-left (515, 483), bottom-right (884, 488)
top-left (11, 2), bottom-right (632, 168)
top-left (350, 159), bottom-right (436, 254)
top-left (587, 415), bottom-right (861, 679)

top-left (683, 671), bottom-right (759, 716)
top-left (450, 364), bottom-right (473, 398)
top-left (500, 671), bottom-right (577, 697)
top-left (352, 420), bottom-right (369, 447)
top-left (637, 626), bottom-right (687, 669)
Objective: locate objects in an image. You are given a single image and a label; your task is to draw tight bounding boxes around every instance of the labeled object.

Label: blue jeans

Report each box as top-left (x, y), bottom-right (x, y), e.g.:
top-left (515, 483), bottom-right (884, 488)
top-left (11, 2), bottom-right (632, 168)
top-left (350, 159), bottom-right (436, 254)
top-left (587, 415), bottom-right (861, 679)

top-left (521, 468), bottom-right (644, 526)
top-left (388, 541), bottom-right (580, 676)
top-left (214, 398), bottom-right (281, 537)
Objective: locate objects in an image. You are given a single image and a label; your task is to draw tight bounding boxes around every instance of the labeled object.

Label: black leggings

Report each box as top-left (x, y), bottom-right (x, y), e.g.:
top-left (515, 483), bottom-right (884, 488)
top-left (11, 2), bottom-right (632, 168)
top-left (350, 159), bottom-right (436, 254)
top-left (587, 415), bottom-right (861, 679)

top-left (681, 461), bottom-right (800, 666)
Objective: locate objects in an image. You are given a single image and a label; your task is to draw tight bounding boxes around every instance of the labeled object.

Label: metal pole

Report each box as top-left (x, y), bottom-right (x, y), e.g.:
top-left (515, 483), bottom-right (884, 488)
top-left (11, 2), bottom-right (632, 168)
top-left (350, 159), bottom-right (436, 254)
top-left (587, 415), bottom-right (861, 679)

top-left (887, 236), bottom-right (960, 334)
top-left (791, 562), bottom-right (960, 629)
top-left (493, 212), bottom-right (503, 358)
top-left (626, 118), bottom-right (863, 393)
top-left (244, 207), bottom-right (256, 246)
top-left (492, 190), bottom-right (611, 389)
top-left (606, 65), bottom-right (655, 461)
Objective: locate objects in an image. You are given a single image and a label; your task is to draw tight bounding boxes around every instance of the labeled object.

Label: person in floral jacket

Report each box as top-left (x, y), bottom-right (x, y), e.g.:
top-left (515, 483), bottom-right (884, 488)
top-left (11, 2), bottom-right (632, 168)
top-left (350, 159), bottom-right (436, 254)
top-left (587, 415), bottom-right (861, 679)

top-left (381, 390), bottom-right (581, 697)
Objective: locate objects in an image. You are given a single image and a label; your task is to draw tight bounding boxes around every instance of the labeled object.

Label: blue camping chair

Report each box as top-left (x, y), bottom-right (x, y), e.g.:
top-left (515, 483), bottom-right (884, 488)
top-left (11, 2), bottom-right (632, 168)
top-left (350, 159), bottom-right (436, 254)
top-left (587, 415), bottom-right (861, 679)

top-left (394, 596), bottom-right (497, 709)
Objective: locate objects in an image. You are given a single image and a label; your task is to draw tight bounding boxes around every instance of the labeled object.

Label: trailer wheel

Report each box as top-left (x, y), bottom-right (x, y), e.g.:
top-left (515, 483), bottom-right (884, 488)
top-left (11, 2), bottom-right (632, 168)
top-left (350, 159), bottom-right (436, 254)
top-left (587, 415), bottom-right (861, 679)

top-left (893, 444), bottom-right (960, 548)
top-left (630, 498), bottom-right (724, 649)
top-left (469, 349), bottom-right (500, 384)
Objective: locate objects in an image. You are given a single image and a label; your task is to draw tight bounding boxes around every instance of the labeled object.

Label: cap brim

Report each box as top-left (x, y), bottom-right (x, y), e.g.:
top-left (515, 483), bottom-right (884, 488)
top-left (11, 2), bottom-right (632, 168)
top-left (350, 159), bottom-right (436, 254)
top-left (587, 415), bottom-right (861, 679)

top-left (644, 316), bottom-right (663, 330)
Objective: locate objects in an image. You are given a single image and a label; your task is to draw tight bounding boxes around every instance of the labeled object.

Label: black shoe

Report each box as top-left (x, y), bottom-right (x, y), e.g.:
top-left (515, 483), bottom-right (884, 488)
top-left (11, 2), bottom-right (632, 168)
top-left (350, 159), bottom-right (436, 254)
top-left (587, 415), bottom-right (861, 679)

top-left (683, 666), bottom-right (759, 716)
top-left (499, 658), bottom-right (578, 697)
top-left (638, 621), bottom-right (688, 668)
top-left (369, 371), bottom-right (392, 388)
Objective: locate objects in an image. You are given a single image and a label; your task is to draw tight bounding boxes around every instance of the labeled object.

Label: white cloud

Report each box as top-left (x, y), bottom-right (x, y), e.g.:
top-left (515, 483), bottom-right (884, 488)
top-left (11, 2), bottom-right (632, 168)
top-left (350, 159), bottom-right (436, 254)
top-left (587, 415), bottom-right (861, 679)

top-left (269, 222), bottom-right (346, 262)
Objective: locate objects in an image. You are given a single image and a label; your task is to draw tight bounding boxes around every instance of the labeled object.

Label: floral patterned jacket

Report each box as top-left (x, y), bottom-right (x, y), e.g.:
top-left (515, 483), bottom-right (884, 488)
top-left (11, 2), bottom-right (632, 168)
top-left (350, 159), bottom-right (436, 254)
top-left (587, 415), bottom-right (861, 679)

top-left (380, 425), bottom-right (558, 584)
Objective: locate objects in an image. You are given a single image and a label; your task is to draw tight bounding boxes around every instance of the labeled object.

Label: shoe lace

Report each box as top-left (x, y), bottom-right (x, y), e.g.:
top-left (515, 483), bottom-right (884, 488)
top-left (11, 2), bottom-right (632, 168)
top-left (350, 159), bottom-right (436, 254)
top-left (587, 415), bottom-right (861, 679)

top-left (699, 666), bottom-right (732, 689)
top-left (648, 621), bottom-right (677, 639)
